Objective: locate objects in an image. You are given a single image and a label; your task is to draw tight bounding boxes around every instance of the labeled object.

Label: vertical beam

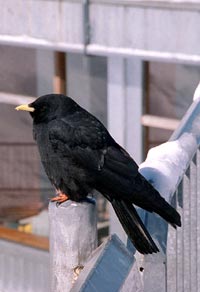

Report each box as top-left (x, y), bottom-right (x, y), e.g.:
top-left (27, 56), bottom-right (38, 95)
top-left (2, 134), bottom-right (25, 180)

top-left (190, 155), bottom-right (198, 292)
top-left (143, 62), bottom-right (150, 156)
top-left (176, 183), bottom-right (184, 292)
top-left (125, 58), bottom-right (143, 164)
top-left (107, 57), bottom-right (144, 163)
top-left (107, 56), bottom-right (144, 243)
top-left (36, 49), bottom-right (55, 193)
top-left (82, 0), bottom-right (90, 54)
top-left (166, 193), bottom-right (177, 292)
top-left (66, 54), bottom-right (107, 125)
top-left (197, 148), bottom-right (200, 292)
top-left (54, 52), bottom-right (66, 94)
top-left (66, 54), bottom-right (91, 109)
top-left (107, 57), bottom-right (125, 146)
top-left (107, 57), bottom-right (126, 244)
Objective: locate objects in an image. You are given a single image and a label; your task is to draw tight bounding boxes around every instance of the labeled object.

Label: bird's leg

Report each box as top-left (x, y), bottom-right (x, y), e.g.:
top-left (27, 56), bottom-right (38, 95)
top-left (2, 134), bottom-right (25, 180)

top-left (51, 190), bottom-right (69, 203)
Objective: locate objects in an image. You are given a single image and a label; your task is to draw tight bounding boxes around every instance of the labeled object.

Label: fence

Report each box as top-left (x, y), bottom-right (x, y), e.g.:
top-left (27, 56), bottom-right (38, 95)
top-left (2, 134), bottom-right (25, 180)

top-left (139, 94), bottom-right (200, 292)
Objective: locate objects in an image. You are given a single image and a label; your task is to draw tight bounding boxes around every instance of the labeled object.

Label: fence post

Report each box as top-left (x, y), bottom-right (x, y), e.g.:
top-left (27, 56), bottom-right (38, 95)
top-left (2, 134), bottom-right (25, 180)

top-left (49, 198), bottom-right (97, 292)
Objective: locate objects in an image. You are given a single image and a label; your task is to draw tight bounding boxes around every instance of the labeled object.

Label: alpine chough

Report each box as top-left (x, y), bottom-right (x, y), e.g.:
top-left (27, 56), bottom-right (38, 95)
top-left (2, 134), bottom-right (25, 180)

top-left (16, 94), bottom-right (181, 254)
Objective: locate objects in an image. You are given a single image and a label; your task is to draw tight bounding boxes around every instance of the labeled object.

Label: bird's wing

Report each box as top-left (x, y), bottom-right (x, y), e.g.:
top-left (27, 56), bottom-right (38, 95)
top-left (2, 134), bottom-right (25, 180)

top-left (49, 118), bottom-right (139, 176)
top-left (49, 118), bottom-right (111, 171)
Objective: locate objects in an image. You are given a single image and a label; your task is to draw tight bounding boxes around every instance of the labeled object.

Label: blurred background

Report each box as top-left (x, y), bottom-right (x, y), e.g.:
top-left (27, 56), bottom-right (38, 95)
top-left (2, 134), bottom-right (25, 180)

top-left (0, 0), bottom-right (200, 291)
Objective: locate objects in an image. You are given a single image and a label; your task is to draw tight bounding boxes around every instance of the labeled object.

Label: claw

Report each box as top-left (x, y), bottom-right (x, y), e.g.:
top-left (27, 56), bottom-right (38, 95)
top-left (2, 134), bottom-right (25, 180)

top-left (51, 192), bottom-right (69, 203)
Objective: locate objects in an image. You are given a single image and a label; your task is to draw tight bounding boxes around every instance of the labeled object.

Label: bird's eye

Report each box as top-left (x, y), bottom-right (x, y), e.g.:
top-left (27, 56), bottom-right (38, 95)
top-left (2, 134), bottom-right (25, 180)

top-left (40, 106), bottom-right (47, 112)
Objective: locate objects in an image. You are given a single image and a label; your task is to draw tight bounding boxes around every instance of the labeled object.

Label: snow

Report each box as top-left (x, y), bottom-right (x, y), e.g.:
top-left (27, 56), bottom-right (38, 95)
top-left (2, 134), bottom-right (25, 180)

top-left (139, 104), bottom-right (200, 202)
top-left (193, 82), bottom-right (200, 101)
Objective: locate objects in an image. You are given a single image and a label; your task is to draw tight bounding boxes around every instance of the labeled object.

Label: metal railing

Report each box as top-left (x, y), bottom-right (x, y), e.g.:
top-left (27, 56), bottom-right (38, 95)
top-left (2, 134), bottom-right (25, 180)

top-left (70, 86), bottom-right (200, 291)
top-left (167, 153), bottom-right (200, 292)
top-left (166, 91), bottom-right (200, 292)
top-left (137, 93), bottom-right (200, 292)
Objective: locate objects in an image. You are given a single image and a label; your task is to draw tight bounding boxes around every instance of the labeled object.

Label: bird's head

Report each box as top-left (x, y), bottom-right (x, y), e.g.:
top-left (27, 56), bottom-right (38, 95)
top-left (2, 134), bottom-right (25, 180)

top-left (15, 94), bottom-right (78, 124)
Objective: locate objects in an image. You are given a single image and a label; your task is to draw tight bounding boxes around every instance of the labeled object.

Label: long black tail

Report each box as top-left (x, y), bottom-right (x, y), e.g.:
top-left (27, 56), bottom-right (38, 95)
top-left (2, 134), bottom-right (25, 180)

top-left (131, 177), bottom-right (182, 229)
top-left (153, 195), bottom-right (181, 228)
top-left (111, 199), bottom-right (159, 254)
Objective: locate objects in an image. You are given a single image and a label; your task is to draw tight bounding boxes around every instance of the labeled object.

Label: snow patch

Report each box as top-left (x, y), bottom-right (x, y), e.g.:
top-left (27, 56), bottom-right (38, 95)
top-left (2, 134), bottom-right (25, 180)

top-left (193, 82), bottom-right (200, 101)
top-left (139, 133), bottom-right (197, 202)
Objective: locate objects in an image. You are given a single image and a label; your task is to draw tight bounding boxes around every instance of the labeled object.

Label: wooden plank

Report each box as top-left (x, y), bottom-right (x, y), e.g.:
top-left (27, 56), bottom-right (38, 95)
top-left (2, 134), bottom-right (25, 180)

top-left (0, 226), bottom-right (49, 251)
top-left (142, 114), bottom-right (180, 131)
top-left (53, 52), bottom-right (66, 94)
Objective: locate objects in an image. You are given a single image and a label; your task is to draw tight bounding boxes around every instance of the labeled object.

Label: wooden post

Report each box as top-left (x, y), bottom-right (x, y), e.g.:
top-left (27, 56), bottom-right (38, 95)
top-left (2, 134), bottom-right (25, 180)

top-left (54, 52), bottom-right (66, 94)
top-left (49, 199), bottom-right (97, 292)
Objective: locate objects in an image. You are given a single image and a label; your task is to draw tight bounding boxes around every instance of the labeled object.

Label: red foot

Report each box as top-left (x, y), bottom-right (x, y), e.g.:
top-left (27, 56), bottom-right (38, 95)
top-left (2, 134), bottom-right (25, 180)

top-left (51, 191), bottom-right (69, 203)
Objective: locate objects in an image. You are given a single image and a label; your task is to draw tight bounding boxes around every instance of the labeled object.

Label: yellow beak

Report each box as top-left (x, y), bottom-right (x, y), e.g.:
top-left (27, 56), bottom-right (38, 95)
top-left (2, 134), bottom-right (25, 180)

top-left (15, 104), bottom-right (35, 112)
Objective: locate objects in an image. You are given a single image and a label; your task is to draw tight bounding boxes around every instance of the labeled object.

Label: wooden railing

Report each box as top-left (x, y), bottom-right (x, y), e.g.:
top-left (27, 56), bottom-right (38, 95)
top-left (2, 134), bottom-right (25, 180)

top-left (0, 226), bottom-right (49, 251)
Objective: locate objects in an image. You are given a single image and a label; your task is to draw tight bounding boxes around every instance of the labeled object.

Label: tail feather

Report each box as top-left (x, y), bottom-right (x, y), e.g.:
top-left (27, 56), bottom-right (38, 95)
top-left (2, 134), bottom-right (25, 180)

top-left (132, 182), bottom-right (182, 229)
top-left (111, 199), bottom-right (159, 254)
top-left (154, 197), bottom-right (181, 228)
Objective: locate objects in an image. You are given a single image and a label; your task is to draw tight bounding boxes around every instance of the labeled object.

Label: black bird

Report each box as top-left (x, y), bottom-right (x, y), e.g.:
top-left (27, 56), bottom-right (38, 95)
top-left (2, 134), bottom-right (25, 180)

top-left (16, 94), bottom-right (181, 254)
